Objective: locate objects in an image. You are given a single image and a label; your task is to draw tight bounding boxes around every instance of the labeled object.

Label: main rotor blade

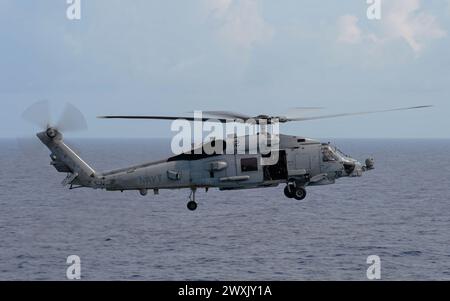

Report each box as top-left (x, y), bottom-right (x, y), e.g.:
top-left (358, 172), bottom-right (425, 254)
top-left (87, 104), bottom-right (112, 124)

top-left (98, 115), bottom-right (230, 123)
top-left (57, 103), bottom-right (88, 132)
top-left (202, 110), bottom-right (252, 120)
top-left (290, 106), bottom-right (325, 111)
top-left (286, 107), bottom-right (325, 119)
top-left (22, 100), bottom-right (51, 130)
top-left (287, 105), bottom-right (432, 122)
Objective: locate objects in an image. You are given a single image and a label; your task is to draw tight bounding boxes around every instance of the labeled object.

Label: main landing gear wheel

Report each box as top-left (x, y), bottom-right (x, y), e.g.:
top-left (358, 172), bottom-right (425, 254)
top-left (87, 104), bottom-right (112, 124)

top-left (293, 187), bottom-right (307, 200)
top-left (284, 186), bottom-right (295, 198)
top-left (187, 188), bottom-right (198, 211)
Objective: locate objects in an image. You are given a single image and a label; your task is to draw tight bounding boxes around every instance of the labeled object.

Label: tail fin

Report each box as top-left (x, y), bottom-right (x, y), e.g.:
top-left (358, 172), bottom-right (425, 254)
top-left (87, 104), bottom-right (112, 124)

top-left (37, 128), bottom-right (98, 188)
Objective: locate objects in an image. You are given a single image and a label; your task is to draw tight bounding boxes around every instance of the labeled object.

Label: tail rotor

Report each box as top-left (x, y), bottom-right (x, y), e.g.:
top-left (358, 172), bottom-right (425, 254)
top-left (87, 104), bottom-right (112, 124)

top-left (19, 101), bottom-right (88, 156)
top-left (22, 100), bottom-right (88, 136)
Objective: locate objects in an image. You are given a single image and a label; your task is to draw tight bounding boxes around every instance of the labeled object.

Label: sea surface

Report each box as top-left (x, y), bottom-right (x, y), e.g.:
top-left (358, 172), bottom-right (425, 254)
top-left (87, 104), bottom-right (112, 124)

top-left (0, 138), bottom-right (449, 280)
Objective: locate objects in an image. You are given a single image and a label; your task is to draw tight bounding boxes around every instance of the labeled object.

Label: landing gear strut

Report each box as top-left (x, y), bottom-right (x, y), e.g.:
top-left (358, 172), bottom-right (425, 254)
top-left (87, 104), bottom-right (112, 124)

top-left (284, 181), bottom-right (307, 200)
top-left (284, 185), bottom-right (295, 198)
top-left (187, 188), bottom-right (198, 211)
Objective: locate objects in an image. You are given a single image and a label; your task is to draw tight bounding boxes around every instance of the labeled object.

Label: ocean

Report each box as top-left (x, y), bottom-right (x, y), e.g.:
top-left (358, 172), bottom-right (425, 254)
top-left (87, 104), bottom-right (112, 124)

top-left (0, 138), bottom-right (449, 280)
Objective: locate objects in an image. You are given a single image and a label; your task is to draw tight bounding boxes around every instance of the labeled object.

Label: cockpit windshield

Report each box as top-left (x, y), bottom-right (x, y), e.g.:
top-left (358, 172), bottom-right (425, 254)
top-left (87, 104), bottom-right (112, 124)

top-left (334, 147), bottom-right (349, 159)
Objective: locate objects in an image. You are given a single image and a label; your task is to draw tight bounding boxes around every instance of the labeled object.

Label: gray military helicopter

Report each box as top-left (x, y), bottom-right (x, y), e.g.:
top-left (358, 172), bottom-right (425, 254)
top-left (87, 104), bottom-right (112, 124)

top-left (23, 102), bottom-right (431, 211)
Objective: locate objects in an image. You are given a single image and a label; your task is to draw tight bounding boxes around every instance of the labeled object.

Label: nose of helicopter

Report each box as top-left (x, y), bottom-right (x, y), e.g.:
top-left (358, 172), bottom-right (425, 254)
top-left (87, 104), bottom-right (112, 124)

top-left (348, 157), bottom-right (374, 177)
top-left (351, 161), bottom-right (364, 177)
top-left (365, 157), bottom-right (375, 170)
top-left (342, 157), bottom-right (374, 177)
top-left (343, 160), bottom-right (361, 177)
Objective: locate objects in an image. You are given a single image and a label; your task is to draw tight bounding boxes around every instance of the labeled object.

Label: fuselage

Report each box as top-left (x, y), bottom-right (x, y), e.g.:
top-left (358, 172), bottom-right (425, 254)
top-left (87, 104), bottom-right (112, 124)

top-left (93, 134), bottom-right (370, 193)
top-left (37, 129), bottom-right (373, 196)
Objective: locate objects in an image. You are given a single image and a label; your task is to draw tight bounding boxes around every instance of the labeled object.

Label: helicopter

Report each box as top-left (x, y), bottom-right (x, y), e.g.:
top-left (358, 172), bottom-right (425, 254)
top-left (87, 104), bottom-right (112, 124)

top-left (23, 102), bottom-right (431, 211)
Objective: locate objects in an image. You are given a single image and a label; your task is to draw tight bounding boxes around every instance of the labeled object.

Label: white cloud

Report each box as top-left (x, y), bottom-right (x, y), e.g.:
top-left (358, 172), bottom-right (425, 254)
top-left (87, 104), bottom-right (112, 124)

top-left (337, 15), bottom-right (362, 44)
top-left (204, 0), bottom-right (274, 51)
top-left (384, 0), bottom-right (446, 53)
top-left (205, 0), bottom-right (233, 18)
top-left (337, 0), bottom-right (446, 56)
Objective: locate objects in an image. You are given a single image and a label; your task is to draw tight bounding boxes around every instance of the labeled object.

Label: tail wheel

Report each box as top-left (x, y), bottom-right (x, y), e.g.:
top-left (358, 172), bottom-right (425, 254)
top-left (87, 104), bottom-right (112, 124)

top-left (293, 187), bottom-right (307, 200)
top-left (187, 201), bottom-right (197, 211)
top-left (187, 188), bottom-right (198, 211)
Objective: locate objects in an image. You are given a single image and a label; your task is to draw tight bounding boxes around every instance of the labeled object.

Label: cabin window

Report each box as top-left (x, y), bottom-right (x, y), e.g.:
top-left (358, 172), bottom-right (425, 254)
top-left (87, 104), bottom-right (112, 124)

top-left (241, 157), bottom-right (258, 172)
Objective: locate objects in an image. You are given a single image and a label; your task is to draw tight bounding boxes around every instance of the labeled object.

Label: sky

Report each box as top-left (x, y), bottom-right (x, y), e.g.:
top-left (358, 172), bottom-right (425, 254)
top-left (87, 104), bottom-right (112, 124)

top-left (0, 0), bottom-right (449, 139)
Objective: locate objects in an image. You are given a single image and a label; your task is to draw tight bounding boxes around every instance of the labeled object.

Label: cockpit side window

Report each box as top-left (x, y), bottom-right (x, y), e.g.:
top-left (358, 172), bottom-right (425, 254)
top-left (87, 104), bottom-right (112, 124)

top-left (322, 146), bottom-right (337, 162)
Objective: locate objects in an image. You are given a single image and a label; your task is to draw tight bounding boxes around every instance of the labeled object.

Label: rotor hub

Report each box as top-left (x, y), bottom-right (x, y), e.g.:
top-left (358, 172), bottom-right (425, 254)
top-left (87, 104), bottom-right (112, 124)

top-left (46, 127), bottom-right (57, 139)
